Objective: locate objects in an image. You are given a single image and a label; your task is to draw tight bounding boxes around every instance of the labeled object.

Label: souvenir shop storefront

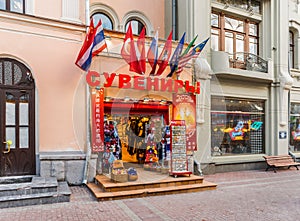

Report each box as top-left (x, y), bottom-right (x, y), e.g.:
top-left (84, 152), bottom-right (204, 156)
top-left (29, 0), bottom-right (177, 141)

top-left (87, 67), bottom-right (199, 182)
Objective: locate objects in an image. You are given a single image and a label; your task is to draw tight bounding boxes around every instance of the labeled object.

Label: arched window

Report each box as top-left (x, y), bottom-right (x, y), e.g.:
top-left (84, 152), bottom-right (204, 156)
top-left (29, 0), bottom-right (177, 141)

top-left (125, 19), bottom-right (146, 35)
top-left (290, 31), bottom-right (295, 69)
top-left (0, 0), bottom-right (25, 13)
top-left (91, 12), bottom-right (113, 30)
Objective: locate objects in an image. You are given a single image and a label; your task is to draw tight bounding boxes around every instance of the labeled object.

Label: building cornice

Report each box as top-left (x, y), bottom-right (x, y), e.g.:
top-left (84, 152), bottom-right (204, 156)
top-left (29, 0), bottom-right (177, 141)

top-left (0, 10), bottom-right (85, 32)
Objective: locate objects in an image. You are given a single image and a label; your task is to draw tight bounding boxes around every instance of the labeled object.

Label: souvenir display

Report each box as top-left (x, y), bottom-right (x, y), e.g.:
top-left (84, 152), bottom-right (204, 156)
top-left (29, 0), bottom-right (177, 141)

top-left (127, 167), bottom-right (138, 181)
top-left (111, 160), bottom-right (128, 182)
top-left (169, 120), bottom-right (192, 177)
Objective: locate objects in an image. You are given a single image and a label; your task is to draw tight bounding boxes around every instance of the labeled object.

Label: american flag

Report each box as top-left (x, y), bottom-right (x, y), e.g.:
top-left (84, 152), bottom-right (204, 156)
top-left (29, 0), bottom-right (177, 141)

top-left (176, 38), bottom-right (209, 74)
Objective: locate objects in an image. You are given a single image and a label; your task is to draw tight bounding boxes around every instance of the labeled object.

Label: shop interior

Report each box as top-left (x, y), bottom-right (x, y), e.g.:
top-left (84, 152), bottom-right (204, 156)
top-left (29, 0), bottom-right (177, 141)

top-left (102, 100), bottom-right (172, 176)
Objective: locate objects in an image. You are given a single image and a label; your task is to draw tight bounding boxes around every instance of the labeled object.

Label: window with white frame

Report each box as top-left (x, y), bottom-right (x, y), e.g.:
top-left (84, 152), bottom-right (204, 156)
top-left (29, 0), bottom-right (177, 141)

top-left (0, 0), bottom-right (25, 14)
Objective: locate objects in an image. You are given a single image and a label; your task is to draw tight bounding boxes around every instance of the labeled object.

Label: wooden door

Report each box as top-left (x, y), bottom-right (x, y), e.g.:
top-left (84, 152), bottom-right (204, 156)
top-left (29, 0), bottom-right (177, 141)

top-left (0, 58), bottom-right (35, 176)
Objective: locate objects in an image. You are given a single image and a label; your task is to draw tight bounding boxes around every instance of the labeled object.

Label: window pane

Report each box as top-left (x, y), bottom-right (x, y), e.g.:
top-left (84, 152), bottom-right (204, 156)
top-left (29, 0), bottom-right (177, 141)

top-left (6, 94), bottom-right (15, 125)
top-left (249, 38), bottom-right (258, 55)
top-left (225, 17), bottom-right (244, 32)
top-left (20, 127), bottom-right (28, 148)
top-left (211, 97), bottom-right (265, 156)
top-left (236, 34), bottom-right (244, 53)
top-left (11, 0), bottom-right (23, 13)
top-left (4, 61), bottom-right (12, 85)
top-left (249, 23), bottom-right (258, 36)
top-left (211, 29), bottom-right (219, 51)
top-left (92, 13), bottom-right (113, 30)
top-left (6, 127), bottom-right (16, 149)
top-left (211, 13), bottom-right (219, 27)
top-left (126, 20), bottom-right (145, 35)
top-left (290, 103), bottom-right (300, 150)
top-left (225, 32), bottom-right (233, 54)
top-left (20, 100), bottom-right (29, 126)
top-left (0, 0), bottom-right (5, 10)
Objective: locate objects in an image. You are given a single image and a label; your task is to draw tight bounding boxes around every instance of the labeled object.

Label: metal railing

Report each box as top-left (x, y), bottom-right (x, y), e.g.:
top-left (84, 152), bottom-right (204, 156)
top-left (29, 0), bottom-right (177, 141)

top-left (228, 52), bottom-right (268, 73)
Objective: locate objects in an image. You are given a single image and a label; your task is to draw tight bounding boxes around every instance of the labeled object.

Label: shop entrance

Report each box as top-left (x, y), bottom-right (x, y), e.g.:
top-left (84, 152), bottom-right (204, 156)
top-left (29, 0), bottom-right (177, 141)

top-left (0, 58), bottom-right (36, 176)
top-left (103, 101), bottom-right (170, 172)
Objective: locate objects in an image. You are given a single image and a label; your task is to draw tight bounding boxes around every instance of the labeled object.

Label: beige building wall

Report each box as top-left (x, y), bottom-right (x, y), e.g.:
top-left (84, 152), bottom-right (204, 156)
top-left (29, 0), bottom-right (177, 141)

top-left (0, 12), bottom-right (86, 153)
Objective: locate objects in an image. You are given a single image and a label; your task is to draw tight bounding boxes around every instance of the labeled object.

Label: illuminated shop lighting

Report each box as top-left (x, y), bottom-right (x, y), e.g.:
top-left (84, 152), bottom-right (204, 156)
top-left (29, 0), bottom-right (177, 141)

top-left (105, 97), bottom-right (112, 102)
top-left (124, 96), bottom-right (130, 102)
top-left (143, 97), bottom-right (150, 102)
top-left (160, 99), bottom-right (167, 104)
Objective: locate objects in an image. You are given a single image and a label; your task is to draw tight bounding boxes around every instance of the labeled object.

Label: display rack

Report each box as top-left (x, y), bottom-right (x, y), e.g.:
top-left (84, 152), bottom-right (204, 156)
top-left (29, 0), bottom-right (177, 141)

top-left (169, 120), bottom-right (192, 177)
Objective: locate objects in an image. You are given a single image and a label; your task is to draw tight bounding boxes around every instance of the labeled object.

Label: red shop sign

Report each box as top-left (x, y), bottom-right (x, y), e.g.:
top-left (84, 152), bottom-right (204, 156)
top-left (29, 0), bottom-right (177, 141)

top-left (91, 88), bottom-right (105, 152)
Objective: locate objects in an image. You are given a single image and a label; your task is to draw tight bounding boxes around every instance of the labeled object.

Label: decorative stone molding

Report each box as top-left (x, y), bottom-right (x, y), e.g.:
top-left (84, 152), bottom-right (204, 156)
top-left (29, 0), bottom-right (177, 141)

top-left (194, 57), bottom-right (212, 80)
top-left (90, 3), bottom-right (120, 31)
top-left (194, 57), bottom-right (212, 124)
top-left (121, 11), bottom-right (154, 35)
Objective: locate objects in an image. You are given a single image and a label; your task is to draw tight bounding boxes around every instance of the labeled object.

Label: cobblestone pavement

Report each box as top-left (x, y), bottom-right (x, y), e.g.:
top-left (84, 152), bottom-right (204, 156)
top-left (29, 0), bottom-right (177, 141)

top-left (1, 168), bottom-right (300, 221)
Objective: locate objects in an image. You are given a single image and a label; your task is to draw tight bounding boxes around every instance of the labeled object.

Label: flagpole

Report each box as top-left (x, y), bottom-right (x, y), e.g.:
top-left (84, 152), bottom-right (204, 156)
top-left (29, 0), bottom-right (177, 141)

top-left (83, 0), bottom-right (92, 184)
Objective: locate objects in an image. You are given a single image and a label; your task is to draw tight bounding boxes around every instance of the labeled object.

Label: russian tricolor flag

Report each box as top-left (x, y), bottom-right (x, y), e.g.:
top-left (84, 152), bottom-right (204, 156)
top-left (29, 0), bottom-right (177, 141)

top-left (147, 31), bottom-right (158, 75)
top-left (75, 19), bottom-right (107, 71)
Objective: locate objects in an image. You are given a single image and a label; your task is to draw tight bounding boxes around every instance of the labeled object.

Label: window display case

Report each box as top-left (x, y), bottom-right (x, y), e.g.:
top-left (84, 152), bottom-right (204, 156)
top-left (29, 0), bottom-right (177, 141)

top-left (169, 120), bottom-right (192, 177)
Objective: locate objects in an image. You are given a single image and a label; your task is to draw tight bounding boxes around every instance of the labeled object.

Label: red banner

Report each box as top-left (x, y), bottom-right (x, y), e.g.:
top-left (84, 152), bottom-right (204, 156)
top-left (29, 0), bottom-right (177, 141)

top-left (91, 88), bottom-right (104, 152)
top-left (172, 94), bottom-right (197, 151)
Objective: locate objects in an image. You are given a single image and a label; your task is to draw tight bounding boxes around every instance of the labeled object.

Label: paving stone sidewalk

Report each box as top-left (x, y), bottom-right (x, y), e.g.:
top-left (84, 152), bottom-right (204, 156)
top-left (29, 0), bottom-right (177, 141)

top-left (1, 168), bottom-right (300, 221)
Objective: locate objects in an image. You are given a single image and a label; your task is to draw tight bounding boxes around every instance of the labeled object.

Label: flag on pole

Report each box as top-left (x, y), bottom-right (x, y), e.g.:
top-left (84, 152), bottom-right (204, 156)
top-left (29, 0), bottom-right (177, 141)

top-left (137, 27), bottom-right (146, 74)
top-left (176, 37), bottom-right (209, 74)
top-left (75, 20), bottom-right (96, 71)
top-left (181, 35), bottom-right (198, 57)
top-left (121, 23), bottom-right (142, 74)
top-left (92, 19), bottom-right (107, 56)
top-left (75, 19), bottom-right (107, 71)
top-left (147, 31), bottom-right (158, 75)
top-left (167, 32), bottom-right (186, 77)
top-left (155, 31), bottom-right (173, 76)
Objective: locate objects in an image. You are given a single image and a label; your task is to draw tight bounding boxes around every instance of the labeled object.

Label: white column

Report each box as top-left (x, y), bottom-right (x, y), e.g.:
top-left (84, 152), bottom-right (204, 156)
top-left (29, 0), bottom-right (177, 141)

top-left (270, 0), bottom-right (293, 155)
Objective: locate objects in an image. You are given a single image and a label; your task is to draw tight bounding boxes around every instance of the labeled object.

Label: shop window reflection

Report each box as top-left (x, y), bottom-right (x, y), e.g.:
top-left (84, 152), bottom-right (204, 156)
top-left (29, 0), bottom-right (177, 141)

top-left (211, 97), bottom-right (265, 156)
top-left (290, 103), bottom-right (300, 151)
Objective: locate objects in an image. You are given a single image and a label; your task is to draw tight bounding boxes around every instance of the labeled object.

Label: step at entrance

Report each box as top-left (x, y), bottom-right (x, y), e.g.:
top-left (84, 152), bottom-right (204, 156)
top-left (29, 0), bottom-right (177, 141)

top-left (0, 176), bottom-right (71, 208)
top-left (87, 174), bottom-right (217, 201)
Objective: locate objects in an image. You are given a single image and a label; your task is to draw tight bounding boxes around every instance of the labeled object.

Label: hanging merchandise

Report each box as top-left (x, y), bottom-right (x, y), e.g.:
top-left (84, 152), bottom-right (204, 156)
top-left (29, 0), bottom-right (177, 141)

top-left (104, 120), bottom-right (121, 159)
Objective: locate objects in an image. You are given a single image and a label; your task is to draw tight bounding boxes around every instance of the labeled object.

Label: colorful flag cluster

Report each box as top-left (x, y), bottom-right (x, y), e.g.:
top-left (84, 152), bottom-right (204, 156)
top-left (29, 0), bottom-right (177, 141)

top-left (75, 19), bottom-right (209, 77)
top-left (176, 37), bottom-right (210, 74)
top-left (121, 23), bottom-right (146, 74)
top-left (75, 19), bottom-right (107, 71)
top-left (121, 24), bottom-right (209, 77)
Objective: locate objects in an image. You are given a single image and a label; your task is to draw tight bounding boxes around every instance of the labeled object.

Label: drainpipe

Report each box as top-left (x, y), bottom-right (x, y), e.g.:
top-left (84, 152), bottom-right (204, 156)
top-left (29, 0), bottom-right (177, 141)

top-left (194, 159), bottom-right (203, 176)
top-left (82, 0), bottom-right (91, 184)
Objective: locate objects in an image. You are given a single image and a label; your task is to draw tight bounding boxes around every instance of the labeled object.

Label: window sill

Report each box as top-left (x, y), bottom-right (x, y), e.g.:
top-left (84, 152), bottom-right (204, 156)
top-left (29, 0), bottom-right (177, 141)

top-left (212, 154), bottom-right (265, 165)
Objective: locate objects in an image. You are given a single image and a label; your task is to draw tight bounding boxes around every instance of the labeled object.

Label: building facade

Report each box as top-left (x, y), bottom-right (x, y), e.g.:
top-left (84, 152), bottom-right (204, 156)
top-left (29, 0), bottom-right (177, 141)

top-left (0, 0), bottom-right (299, 184)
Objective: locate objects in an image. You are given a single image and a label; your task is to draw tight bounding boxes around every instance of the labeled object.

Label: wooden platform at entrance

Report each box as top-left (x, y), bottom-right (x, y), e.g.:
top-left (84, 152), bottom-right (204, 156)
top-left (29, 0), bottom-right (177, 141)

top-left (87, 174), bottom-right (217, 201)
